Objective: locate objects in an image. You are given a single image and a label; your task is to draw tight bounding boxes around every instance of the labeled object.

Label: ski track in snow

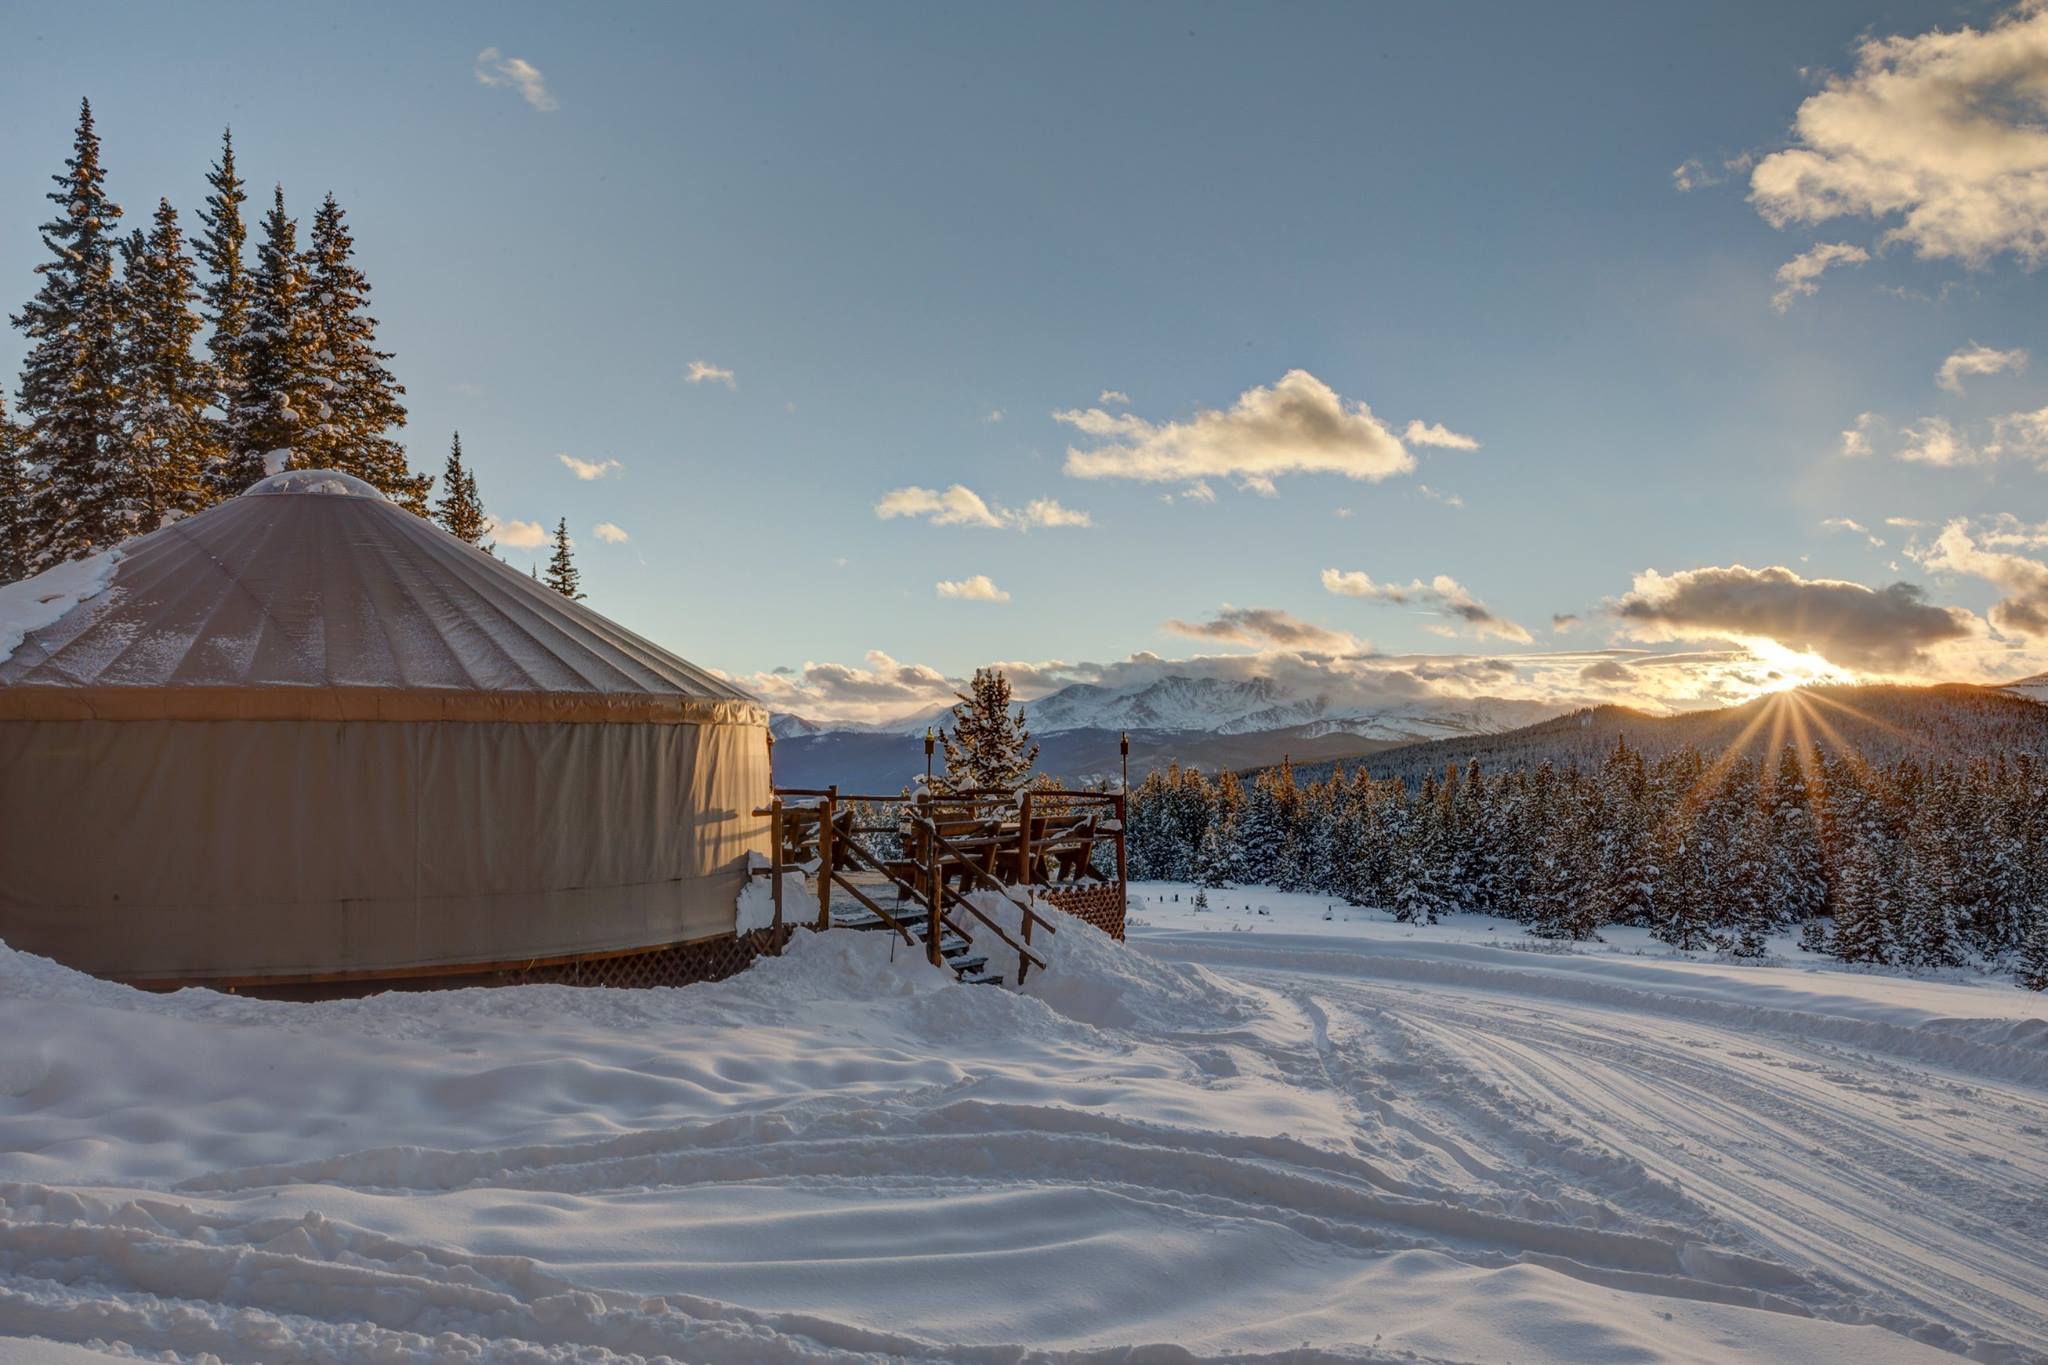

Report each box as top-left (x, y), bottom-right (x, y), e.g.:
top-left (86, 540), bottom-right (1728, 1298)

top-left (2, 892), bottom-right (2045, 1364)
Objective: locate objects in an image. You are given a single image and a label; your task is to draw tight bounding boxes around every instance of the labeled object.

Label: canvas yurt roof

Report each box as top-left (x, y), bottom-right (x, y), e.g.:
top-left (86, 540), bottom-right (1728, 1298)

top-left (0, 469), bottom-right (763, 724)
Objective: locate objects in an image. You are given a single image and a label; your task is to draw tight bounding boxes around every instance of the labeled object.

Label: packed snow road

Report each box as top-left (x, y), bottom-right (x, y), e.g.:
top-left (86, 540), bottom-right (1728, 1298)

top-left (1144, 932), bottom-right (2048, 1359)
top-left (2, 887), bottom-right (2045, 1364)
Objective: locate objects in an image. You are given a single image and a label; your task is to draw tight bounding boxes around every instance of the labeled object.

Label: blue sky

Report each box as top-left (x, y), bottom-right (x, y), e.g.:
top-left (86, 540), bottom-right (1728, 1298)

top-left (5, 1), bottom-right (2047, 722)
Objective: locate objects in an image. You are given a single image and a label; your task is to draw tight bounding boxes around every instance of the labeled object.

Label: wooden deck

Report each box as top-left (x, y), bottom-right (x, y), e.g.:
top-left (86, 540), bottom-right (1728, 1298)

top-left (750, 786), bottom-right (1128, 984)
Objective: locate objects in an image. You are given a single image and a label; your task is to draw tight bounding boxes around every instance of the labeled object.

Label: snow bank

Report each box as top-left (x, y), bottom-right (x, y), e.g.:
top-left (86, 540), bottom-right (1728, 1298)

top-left (1, 902), bottom-right (2038, 1363)
top-left (0, 549), bottom-right (119, 666)
top-left (735, 852), bottom-right (807, 934)
top-left (966, 890), bottom-right (1261, 1032)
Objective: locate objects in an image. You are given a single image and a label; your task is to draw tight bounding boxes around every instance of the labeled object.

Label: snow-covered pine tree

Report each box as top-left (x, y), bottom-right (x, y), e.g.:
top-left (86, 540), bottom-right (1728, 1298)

top-left (298, 193), bottom-right (429, 512)
top-left (1767, 744), bottom-right (1825, 929)
top-left (936, 667), bottom-right (1038, 793)
top-left (543, 517), bottom-right (583, 600)
top-left (115, 199), bottom-right (212, 529)
top-left (216, 187), bottom-right (316, 496)
top-left (433, 433), bottom-right (492, 547)
top-left (10, 99), bottom-right (130, 568)
top-left (1597, 738), bottom-right (1656, 925)
top-left (1193, 818), bottom-right (1232, 888)
top-left (1830, 784), bottom-right (1898, 965)
top-left (1723, 805), bottom-right (1775, 958)
top-left (195, 127), bottom-right (249, 493)
top-left (0, 397), bottom-right (28, 583)
top-left (1231, 770), bottom-right (1286, 887)
top-left (2017, 904), bottom-right (2048, 992)
top-left (1899, 775), bottom-right (1964, 969)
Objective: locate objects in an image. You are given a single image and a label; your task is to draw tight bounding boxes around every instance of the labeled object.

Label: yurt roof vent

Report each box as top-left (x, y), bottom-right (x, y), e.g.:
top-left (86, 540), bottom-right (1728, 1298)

top-left (243, 469), bottom-right (388, 499)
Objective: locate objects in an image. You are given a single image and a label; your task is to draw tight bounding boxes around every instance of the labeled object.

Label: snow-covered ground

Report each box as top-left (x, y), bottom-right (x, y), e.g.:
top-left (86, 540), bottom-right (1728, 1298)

top-left (3, 886), bottom-right (2045, 1363)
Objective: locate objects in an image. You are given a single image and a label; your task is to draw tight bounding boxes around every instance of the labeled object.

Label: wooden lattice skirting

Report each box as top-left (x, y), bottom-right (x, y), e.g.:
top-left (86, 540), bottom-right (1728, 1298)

top-left (129, 926), bottom-right (797, 1000)
top-left (1040, 884), bottom-right (1126, 940)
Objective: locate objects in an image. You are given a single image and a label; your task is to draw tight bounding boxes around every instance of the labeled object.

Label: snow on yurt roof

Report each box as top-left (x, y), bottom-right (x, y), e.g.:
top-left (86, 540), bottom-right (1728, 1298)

top-left (0, 470), bottom-right (763, 725)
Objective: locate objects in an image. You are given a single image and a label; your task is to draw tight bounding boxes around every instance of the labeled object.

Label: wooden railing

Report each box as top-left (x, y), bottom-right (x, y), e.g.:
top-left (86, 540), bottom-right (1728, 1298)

top-left (749, 785), bottom-right (1126, 983)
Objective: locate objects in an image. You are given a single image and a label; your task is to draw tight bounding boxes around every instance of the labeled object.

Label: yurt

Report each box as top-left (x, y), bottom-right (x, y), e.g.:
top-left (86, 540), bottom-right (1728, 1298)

top-left (0, 470), bottom-right (772, 993)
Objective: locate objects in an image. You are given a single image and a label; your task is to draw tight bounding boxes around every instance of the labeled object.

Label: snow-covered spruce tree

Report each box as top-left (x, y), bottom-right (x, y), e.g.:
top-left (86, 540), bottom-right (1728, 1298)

top-left (1723, 806), bottom-right (1775, 958)
top-left (11, 98), bottom-right (130, 568)
top-left (299, 193), bottom-right (428, 512)
top-left (433, 433), bottom-right (492, 547)
top-left (543, 517), bottom-right (583, 600)
top-left (1231, 769), bottom-right (1285, 887)
top-left (1830, 798), bottom-right (1898, 966)
top-left (0, 397), bottom-right (29, 583)
top-left (937, 667), bottom-right (1038, 793)
top-left (2017, 905), bottom-right (2048, 992)
top-left (1193, 818), bottom-right (1232, 889)
top-left (1597, 738), bottom-right (1657, 925)
top-left (1899, 780), bottom-right (1964, 969)
top-left (215, 187), bottom-right (316, 496)
top-left (115, 199), bottom-right (212, 528)
top-left (1767, 744), bottom-right (1825, 929)
top-left (194, 127), bottom-right (249, 494)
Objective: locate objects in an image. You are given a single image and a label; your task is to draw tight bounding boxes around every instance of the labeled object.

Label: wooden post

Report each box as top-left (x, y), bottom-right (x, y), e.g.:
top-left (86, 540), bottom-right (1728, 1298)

top-left (1113, 792), bottom-right (1129, 938)
top-left (816, 786), bottom-right (836, 931)
top-left (1017, 893), bottom-right (1034, 987)
top-left (917, 792), bottom-right (941, 968)
top-left (770, 798), bottom-right (785, 947)
top-left (1015, 789), bottom-right (1034, 887)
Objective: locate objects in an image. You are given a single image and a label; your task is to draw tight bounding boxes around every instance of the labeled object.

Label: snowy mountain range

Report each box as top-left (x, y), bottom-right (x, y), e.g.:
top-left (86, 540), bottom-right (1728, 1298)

top-left (768, 674), bottom-right (1566, 789)
top-left (2005, 671), bottom-right (2048, 705)
top-left (777, 674), bottom-right (1559, 745)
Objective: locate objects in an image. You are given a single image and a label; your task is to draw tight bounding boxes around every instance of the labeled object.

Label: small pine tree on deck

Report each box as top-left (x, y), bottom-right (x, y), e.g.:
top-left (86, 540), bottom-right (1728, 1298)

top-left (543, 517), bottom-right (582, 599)
top-left (937, 667), bottom-right (1039, 793)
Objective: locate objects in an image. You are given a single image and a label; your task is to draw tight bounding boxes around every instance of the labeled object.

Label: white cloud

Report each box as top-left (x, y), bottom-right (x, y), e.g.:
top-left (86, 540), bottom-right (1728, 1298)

top-left (1850, 404), bottom-right (2048, 467)
top-left (1321, 568), bottom-right (1533, 643)
top-left (1917, 517), bottom-right (2048, 635)
top-left (983, 408), bottom-right (1005, 424)
top-left (1402, 419), bottom-right (1481, 450)
top-left (1098, 389), bottom-right (1130, 406)
top-left (1769, 242), bottom-right (1869, 311)
top-left (486, 516), bottom-right (548, 549)
top-left (1019, 497), bottom-right (1092, 529)
top-left (592, 521), bottom-right (629, 544)
top-left (1749, 3), bottom-right (2048, 267)
top-left (936, 574), bottom-right (1010, 603)
top-left (874, 484), bottom-right (1090, 531)
top-left (1612, 563), bottom-right (1978, 672)
top-left (1163, 606), bottom-right (1359, 653)
top-left (1840, 411), bottom-right (1878, 457)
top-left (1056, 370), bottom-right (1415, 490)
top-left (1417, 484), bottom-right (1465, 508)
top-left (1672, 152), bottom-right (1754, 193)
top-left (686, 360), bottom-right (736, 389)
top-left (474, 48), bottom-right (557, 112)
top-left (1886, 516), bottom-right (1925, 527)
top-left (877, 484), bottom-right (1003, 528)
top-left (1822, 516), bottom-right (1885, 547)
top-left (1896, 416), bottom-right (1979, 466)
top-left (558, 454), bottom-right (622, 481)
top-left (1936, 342), bottom-right (2028, 394)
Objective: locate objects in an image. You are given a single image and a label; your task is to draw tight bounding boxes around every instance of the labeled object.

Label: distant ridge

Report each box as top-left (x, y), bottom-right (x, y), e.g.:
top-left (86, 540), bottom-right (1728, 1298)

top-left (1280, 683), bottom-right (2048, 790)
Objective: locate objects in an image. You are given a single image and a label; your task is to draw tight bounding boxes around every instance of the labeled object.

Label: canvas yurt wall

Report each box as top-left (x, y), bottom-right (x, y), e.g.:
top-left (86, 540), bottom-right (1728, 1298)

top-left (0, 470), bottom-right (771, 989)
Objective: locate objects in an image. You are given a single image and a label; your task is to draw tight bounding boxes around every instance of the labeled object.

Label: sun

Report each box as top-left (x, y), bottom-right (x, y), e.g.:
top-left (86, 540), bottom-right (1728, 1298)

top-left (1742, 640), bottom-right (1852, 697)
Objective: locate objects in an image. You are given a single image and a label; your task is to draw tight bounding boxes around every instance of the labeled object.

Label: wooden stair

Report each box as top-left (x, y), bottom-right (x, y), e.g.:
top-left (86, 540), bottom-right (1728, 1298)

top-left (829, 898), bottom-right (1006, 986)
